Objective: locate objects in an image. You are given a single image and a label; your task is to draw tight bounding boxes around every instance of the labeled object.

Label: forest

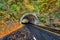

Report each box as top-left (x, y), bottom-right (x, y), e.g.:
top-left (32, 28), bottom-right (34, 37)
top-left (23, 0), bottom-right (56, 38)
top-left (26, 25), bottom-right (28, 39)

top-left (0, 0), bottom-right (60, 31)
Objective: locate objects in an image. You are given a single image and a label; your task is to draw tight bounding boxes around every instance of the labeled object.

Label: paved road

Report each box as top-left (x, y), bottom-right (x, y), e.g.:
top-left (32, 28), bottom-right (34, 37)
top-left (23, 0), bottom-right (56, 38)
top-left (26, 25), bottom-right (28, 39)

top-left (25, 24), bottom-right (60, 40)
top-left (35, 25), bottom-right (60, 34)
top-left (1, 24), bottom-right (60, 40)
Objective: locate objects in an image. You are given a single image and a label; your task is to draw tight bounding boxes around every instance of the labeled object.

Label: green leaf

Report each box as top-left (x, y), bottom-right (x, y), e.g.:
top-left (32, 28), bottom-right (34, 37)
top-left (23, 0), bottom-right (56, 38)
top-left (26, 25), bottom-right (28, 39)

top-left (0, 3), bottom-right (4, 8)
top-left (41, 17), bottom-right (46, 20)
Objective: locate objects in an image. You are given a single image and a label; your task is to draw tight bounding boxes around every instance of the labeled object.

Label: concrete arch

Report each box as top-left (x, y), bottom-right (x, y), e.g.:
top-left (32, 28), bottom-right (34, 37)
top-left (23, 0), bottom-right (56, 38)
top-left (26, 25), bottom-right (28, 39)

top-left (20, 13), bottom-right (39, 25)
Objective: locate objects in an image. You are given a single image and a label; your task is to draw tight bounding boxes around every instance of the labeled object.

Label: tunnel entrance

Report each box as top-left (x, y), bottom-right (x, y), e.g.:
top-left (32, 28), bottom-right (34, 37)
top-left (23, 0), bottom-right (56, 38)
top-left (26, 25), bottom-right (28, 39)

top-left (20, 13), bottom-right (39, 25)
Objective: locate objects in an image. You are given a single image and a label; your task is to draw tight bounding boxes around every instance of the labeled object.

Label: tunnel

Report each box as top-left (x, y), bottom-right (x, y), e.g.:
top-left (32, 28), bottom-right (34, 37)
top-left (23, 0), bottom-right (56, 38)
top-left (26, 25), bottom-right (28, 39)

top-left (20, 13), bottom-right (39, 25)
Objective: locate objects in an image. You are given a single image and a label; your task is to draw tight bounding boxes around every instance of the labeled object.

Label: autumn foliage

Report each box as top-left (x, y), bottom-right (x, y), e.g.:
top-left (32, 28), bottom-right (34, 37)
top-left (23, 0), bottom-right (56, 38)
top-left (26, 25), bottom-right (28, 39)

top-left (0, 21), bottom-right (23, 38)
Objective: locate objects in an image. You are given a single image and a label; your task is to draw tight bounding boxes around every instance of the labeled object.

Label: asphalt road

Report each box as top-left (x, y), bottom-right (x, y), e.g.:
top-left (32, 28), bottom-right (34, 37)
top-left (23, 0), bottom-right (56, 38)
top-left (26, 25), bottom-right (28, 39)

top-left (35, 25), bottom-right (60, 34)
top-left (25, 24), bottom-right (60, 40)
top-left (1, 24), bottom-right (60, 40)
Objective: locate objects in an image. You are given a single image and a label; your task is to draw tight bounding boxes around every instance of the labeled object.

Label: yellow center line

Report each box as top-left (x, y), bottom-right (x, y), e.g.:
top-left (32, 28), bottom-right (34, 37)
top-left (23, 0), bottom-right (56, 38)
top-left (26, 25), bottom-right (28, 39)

top-left (36, 26), bottom-right (60, 36)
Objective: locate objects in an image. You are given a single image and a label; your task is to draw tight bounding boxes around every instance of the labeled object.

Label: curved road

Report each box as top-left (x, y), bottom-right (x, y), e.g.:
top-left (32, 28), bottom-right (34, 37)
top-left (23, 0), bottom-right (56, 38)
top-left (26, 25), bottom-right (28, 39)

top-left (1, 24), bottom-right (60, 40)
top-left (25, 24), bottom-right (60, 40)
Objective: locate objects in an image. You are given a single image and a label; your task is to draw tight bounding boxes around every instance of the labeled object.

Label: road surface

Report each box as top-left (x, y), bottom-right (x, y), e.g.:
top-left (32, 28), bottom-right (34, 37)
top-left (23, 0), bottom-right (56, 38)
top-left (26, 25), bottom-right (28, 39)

top-left (25, 24), bottom-right (60, 40)
top-left (1, 24), bottom-right (60, 40)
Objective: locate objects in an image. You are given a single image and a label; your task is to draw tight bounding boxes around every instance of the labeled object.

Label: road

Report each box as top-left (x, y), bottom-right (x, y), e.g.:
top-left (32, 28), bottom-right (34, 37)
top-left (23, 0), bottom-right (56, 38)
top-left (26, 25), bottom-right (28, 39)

top-left (25, 24), bottom-right (60, 40)
top-left (1, 24), bottom-right (60, 40)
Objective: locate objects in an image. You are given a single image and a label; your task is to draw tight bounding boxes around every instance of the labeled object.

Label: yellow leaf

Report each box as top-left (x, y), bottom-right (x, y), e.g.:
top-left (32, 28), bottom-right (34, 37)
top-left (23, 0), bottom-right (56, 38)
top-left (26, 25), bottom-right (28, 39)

top-left (26, 5), bottom-right (34, 10)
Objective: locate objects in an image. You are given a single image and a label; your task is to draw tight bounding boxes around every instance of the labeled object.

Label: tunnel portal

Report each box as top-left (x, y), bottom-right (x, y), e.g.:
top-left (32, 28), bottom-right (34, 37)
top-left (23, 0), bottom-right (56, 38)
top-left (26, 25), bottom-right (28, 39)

top-left (20, 13), bottom-right (39, 25)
